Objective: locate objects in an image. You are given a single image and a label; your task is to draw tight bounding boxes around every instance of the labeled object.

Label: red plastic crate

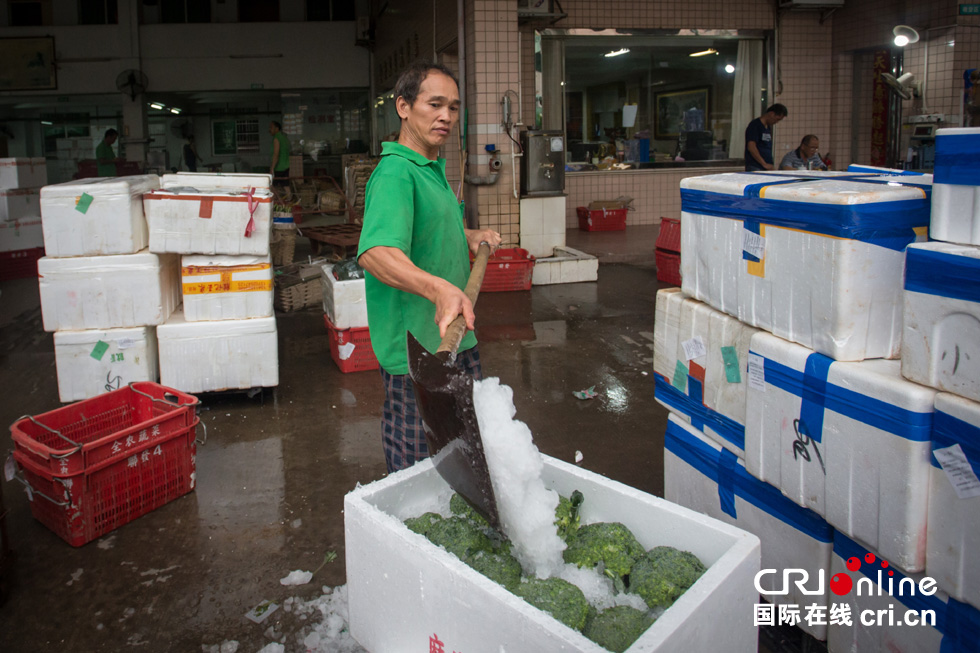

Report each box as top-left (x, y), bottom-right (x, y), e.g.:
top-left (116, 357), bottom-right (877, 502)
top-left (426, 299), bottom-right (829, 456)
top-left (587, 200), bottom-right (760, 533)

top-left (10, 382), bottom-right (199, 477)
top-left (476, 247), bottom-right (535, 292)
top-left (0, 247), bottom-right (44, 281)
top-left (656, 249), bottom-right (682, 286)
top-left (656, 217), bottom-right (681, 253)
top-left (576, 206), bottom-right (627, 231)
top-left (324, 314), bottom-right (379, 373)
top-left (13, 419), bottom-right (198, 547)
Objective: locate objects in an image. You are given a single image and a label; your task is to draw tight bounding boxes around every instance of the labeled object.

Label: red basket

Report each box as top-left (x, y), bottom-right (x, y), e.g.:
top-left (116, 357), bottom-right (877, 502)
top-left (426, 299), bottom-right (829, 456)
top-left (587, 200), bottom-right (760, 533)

top-left (13, 419), bottom-right (198, 547)
top-left (576, 206), bottom-right (627, 232)
top-left (0, 247), bottom-right (44, 281)
top-left (656, 217), bottom-right (681, 253)
top-left (324, 314), bottom-right (379, 373)
top-left (10, 382), bottom-right (199, 477)
top-left (476, 247), bottom-right (535, 292)
top-left (656, 249), bottom-right (682, 286)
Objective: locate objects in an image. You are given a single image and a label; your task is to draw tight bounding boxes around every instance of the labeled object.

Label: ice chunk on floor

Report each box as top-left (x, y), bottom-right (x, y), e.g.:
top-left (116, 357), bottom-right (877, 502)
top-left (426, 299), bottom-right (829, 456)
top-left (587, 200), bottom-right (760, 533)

top-left (279, 570), bottom-right (313, 586)
top-left (256, 644), bottom-right (284, 653)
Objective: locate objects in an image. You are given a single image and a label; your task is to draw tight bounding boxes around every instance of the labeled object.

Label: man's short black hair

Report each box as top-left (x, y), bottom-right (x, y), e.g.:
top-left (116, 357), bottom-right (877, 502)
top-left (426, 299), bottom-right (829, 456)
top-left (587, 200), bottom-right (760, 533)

top-left (105, 128), bottom-right (118, 138)
top-left (801, 134), bottom-right (818, 146)
top-left (394, 61), bottom-right (459, 108)
top-left (766, 104), bottom-right (788, 117)
top-left (271, 121), bottom-right (282, 131)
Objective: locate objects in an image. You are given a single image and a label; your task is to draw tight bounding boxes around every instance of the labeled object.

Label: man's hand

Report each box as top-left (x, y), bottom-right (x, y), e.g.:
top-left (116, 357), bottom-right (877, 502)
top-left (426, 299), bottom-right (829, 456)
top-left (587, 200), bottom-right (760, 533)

top-left (762, 162), bottom-right (774, 170)
top-left (464, 228), bottom-right (502, 255)
top-left (432, 279), bottom-right (475, 338)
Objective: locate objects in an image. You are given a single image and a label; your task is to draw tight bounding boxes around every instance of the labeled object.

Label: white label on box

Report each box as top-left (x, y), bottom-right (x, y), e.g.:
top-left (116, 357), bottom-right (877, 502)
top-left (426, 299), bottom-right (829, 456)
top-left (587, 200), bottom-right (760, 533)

top-left (338, 342), bottom-right (356, 361)
top-left (681, 336), bottom-right (707, 361)
top-left (3, 454), bottom-right (14, 482)
top-left (747, 353), bottom-right (766, 392)
top-left (742, 229), bottom-right (766, 260)
top-left (933, 443), bottom-right (980, 499)
top-left (117, 338), bottom-right (136, 350)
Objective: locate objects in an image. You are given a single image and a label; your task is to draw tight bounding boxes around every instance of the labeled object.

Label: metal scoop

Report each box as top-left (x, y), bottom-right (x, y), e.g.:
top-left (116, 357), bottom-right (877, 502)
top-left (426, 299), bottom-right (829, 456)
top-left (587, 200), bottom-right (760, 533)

top-left (407, 242), bottom-right (500, 529)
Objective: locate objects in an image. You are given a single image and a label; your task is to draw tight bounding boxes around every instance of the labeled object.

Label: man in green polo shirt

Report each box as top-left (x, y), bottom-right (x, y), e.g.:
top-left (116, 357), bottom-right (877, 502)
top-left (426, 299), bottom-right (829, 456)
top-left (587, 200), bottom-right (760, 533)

top-left (96, 128), bottom-right (120, 177)
top-left (357, 61), bottom-right (501, 473)
top-left (269, 120), bottom-right (290, 183)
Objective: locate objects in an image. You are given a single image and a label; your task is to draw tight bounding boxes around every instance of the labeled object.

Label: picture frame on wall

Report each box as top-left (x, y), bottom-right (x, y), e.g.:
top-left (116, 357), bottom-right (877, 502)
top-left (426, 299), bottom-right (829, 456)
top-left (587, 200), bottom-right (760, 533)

top-left (655, 87), bottom-right (710, 140)
top-left (0, 37), bottom-right (57, 91)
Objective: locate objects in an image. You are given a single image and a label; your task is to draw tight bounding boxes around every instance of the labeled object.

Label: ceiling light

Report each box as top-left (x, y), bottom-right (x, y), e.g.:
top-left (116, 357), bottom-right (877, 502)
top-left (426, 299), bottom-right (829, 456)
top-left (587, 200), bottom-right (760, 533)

top-left (150, 102), bottom-right (164, 110)
top-left (170, 107), bottom-right (181, 114)
top-left (604, 48), bottom-right (630, 58)
top-left (893, 25), bottom-right (920, 47)
top-left (725, 64), bottom-right (735, 74)
top-left (41, 120), bottom-right (52, 125)
top-left (690, 48), bottom-right (718, 57)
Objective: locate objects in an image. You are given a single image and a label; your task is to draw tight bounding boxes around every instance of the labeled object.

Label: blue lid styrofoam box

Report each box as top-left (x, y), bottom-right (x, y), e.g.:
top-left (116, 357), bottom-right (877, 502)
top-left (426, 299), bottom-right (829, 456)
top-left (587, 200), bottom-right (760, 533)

top-left (902, 241), bottom-right (980, 402)
top-left (664, 415), bottom-right (833, 640)
top-left (745, 330), bottom-right (936, 573)
top-left (926, 392), bottom-right (980, 609)
top-left (679, 172), bottom-right (930, 361)
top-left (931, 127), bottom-right (980, 246)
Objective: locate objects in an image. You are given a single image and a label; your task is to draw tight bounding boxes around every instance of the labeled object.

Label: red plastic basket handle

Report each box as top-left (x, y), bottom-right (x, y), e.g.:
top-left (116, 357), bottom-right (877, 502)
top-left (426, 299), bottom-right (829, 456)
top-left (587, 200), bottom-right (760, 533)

top-left (17, 414), bottom-right (83, 458)
top-left (12, 472), bottom-right (71, 506)
top-left (128, 382), bottom-right (196, 409)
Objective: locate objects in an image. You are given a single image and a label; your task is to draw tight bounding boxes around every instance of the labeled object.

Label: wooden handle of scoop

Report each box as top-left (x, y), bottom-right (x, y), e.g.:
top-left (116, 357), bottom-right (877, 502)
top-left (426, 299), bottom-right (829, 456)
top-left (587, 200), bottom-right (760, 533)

top-left (436, 242), bottom-right (491, 356)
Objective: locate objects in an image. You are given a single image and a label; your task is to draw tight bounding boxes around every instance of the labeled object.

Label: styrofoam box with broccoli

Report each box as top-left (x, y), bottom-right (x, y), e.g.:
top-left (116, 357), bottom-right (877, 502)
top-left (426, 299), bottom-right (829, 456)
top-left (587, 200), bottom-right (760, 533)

top-left (345, 454), bottom-right (761, 653)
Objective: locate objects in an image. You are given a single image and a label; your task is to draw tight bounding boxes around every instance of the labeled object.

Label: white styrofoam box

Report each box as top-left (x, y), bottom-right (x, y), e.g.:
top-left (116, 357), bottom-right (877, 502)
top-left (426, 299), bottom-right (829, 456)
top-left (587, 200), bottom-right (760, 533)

top-left (160, 172), bottom-right (272, 191)
top-left (679, 172), bottom-right (930, 361)
top-left (664, 416), bottom-right (833, 640)
top-left (1, 188), bottom-right (41, 222)
top-left (181, 254), bottom-right (273, 322)
top-left (931, 127), bottom-right (980, 246)
top-left (157, 309), bottom-right (278, 393)
top-left (0, 218), bottom-right (44, 252)
top-left (38, 250), bottom-right (180, 332)
top-left (530, 247), bottom-right (598, 285)
top-left (40, 175), bottom-right (160, 257)
top-left (53, 327), bottom-right (158, 402)
top-left (0, 157), bottom-right (47, 189)
top-left (654, 288), bottom-right (759, 457)
top-left (144, 186), bottom-right (272, 255)
top-left (902, 241), bottom-right (980, 402)
top-left (320, 263), bottom-right (367, 329)
top-left (346, 454), bottom-right (761, 653)
top-left (926, 393), bottom-right (980, 608)
top-left (745, 331), bottom-right (936, 572)
top-left (826, 532), bottom-right (980, 653)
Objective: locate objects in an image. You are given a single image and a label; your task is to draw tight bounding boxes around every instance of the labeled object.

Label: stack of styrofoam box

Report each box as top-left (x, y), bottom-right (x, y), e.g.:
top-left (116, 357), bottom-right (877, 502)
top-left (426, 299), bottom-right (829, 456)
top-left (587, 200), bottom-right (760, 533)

top-left (654, 169), bottom-right (974, 647)
top-left (0, 158), bottom-right (47, 279)
top-left (37, 175), bottom-right (176, 402)
top-left (900, 127), bottom-right (980, 630)
top-left (148, 172), bottom-right (278, 394)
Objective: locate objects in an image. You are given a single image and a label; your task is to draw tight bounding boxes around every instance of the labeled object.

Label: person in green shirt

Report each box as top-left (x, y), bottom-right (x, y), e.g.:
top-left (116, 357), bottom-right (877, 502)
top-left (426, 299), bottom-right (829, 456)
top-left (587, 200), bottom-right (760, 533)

top-left (269, 120), bottom-right (290, 182)
top-left (357, 61), bottom-right (501, 473)
top-left (96, 128), bottom-right (120, 177)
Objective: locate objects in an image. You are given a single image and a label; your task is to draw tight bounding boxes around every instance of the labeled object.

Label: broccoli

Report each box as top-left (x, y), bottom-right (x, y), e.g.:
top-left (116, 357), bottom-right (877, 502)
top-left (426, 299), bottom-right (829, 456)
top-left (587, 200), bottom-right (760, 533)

top-left (562, 522), bottom-right (645, 580)
top-left (554, 490), bottom-right (585, 542)
top-left (404, 512), bottom-right (443, 536)
top-left (450, 492), bottom-right (490, 526)
top-left (514, 577), bottom-right (590, 632)
top-left (465, 549), bottom-right (523, 591)
top-left (425, 516), bottom-right (497, 559)
top-left (583, 605), bottom-right (654, 653)
top-left (629, 546), bottom-right (706, 610)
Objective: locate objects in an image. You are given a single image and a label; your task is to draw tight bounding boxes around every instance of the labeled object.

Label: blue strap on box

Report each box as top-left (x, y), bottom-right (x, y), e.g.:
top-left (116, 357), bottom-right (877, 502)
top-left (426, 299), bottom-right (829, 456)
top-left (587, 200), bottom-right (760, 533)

top-left (934, 133), bottom-right (980, 186)
top-left (655, 372), bottom-right (746, 451)
top-left (799, 353), bottom-right (833, 443)
top-left (665, 418), bottom-right (832, 542)
top-left (931, 410), bottom-right (980, 474)
top-left (905, 247), bottom-right (980, 304)
top-left (847, 165), bottom-right (926, 176)
top-left (754, 351), bottom-right (933, 442)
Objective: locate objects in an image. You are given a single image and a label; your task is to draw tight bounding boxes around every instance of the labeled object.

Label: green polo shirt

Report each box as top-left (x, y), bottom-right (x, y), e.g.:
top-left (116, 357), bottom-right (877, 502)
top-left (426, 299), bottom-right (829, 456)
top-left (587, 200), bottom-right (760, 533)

top-left (96, 140), bottom-right (116, 177)
top-left (357, 141), bottom-right (475, 374)
top-left (273, 132), bottom-right (291, 172)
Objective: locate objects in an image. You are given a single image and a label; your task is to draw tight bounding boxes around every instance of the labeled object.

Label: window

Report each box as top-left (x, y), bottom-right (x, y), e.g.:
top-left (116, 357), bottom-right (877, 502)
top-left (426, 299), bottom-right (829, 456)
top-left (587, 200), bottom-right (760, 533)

top-left (160, 0), bottom-right (211, 23)
top-left (307, 0), bottom-right (355, 21)
top-left (238, 0), bottom-right (279, 22)
top-left (10, 0), bottom-right (49, 26)
top-left (539, 29), bottom-right (768, 169)
top-left (79, 0), bottom-right (118, 24)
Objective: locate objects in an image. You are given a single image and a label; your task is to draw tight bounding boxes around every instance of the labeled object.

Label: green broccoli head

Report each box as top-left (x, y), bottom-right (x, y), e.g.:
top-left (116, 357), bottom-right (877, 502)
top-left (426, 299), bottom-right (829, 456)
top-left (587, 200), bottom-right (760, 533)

top-left (583, 605), bottom-right (655, 653)
top-left (450, 492), bottom-right (490, 526)
top-left (629, 546), bottom-right (706, 610)
top-left (562, 522), bottom-right (645, 579)
top-left (465, 549), bottom-right (523, 592)
top-left (554, 490), bottom-right (585, 542)
top-left (514, 577), bottom-right (591, 632)
top-left (404, 512), bottom-right (443, 536)
top-left (425, 516), bottom-right (496, 559)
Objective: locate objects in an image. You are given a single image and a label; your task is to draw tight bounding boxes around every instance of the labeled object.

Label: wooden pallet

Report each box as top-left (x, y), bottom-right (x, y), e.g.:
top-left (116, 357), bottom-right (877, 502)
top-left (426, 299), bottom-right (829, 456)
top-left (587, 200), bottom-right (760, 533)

top-left (299, 224), bottom-right (362, 259)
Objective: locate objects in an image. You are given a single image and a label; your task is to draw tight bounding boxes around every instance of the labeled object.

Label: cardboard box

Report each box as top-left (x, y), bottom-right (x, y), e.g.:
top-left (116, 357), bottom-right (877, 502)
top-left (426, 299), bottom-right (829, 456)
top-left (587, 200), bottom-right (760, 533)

top-left (53, 327), bottom-right (158, 402)
top-left (320, 263), bottom-right (367, 329)
top-left (181, 254), bottom-right (273, 322)
top-left (40, 175), bottom-right (159, 257)
top-left (345, 454), bottom-right (761, 653)
top-left (0, 187), bottom-right (41, 222)
top-left (931, 127), bottom-right (980, 246)
top-left (144, 186), bottom-right (272, 255)
top-left (0, 157), bottom-right (47, 189)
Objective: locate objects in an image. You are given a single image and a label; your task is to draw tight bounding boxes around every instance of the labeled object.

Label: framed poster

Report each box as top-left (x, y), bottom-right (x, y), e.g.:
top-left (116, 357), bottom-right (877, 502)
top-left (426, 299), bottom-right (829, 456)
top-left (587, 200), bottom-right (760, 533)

top-left (0, 37), bottom-right (57, 91)
top-left (211, 120), bottom-right (237, 156)
top-left (655, 87), bottom-right (710, 140)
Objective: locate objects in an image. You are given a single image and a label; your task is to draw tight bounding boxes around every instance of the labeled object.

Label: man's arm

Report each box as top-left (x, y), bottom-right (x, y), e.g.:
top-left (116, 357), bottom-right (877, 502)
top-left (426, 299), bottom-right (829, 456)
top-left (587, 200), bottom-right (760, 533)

top-left (359, 246), bottom-right (476, 338)
top-left (270, 139), bottom-right (280, 174)
top-left (747, 141), bottom-right (773, 170)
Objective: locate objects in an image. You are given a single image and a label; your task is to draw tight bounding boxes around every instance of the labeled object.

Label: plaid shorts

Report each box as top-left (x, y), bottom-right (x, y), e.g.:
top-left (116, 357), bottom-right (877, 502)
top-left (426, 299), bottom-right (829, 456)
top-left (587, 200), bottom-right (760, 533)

top-left (380, 346), bottom-right (483, 474)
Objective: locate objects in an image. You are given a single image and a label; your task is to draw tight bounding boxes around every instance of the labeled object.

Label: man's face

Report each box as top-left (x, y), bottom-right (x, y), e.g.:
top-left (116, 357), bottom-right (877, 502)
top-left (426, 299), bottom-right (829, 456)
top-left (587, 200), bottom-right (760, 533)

top-left (269, 122), bottom-right (277, 135)
top-left (396, 71), bottom-right (460, 157)
top-left (802, 138), bottom-right (819, 157)
top-left (768, 111), bottom-right (785, 126)
top-left (106, 134), bottom-right (117, 145)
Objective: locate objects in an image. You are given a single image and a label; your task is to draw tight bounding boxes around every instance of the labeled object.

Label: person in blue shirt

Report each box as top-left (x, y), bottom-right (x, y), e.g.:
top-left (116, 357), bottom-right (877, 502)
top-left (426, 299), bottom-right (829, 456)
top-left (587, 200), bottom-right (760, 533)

top-left (779, 134), bottom-right (829, 171)
top-left (744, 104), bottom-right (788, 171)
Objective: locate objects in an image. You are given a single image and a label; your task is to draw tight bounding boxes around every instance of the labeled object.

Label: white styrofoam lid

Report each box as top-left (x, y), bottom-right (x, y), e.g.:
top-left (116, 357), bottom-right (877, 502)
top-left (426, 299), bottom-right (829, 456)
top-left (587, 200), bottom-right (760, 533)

top-left (182, 254), bottom-right (271, 268)
top-left (38, 249), bottom-right (173, 274)
top-left (682, 172), bottom-right (927, 203)
top-left (935, 127), bottom-right (980, 136)
top-left (40, 174), bottom-right (160, 197)
top-left (157, 308), bottom-right (277, 338)
top-left (161, 172), bottom-right (272, 190)
top-left (908, 240), bottom-right (980, 260)
top-left (147, 186), bottom-right (273, 199)
top-left (935, 392), bottom-right (980, 425)
top-left (53, 326), bottom-right (151, 346)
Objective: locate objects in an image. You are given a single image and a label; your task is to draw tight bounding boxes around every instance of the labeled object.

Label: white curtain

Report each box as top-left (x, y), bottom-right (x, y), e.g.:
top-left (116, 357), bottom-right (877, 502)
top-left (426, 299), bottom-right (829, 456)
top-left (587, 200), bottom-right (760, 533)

top-left (729, 40), bottom-right (764, 159)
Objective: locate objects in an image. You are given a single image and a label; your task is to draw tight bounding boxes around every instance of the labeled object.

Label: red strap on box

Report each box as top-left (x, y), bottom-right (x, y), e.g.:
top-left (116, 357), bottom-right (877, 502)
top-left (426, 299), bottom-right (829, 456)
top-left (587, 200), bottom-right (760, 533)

top-left (244, 187), bottom-right (256, 237)
top-left (198, 197), bottom-right (213, 219)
